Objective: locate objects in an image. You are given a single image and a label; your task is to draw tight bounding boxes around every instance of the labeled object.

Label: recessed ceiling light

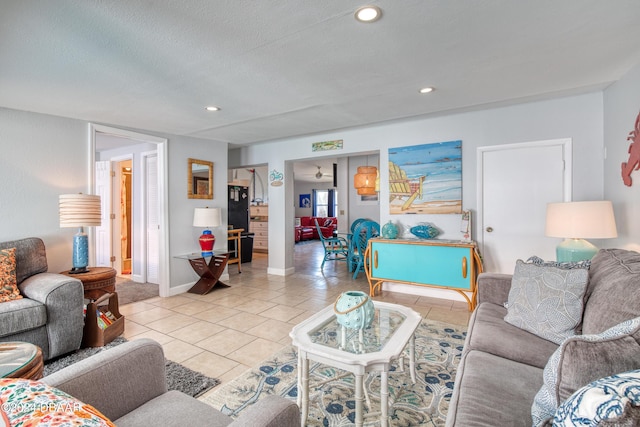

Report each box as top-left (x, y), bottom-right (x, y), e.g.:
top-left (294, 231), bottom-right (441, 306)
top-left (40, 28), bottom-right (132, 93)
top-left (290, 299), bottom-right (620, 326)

top-left (355, 6), bottom-right (382, 23)
top-left (419, 87), bottom-right (434, 94)
top-left (205, 106), bottom-right (220, 111)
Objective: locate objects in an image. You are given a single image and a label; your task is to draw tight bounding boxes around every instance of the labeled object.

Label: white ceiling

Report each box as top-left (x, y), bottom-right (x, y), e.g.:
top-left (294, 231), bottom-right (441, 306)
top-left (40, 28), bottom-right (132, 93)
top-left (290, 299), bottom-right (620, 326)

top-left (2, 1), bottom-right (640, 150)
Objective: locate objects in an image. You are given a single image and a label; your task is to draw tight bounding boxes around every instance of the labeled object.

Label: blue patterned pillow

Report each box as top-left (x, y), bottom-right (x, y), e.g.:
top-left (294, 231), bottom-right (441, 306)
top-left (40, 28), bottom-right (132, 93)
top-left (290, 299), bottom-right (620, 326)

top-left (553, 369), bottom-right (640, 426)
top-left (504, 259), bottom-right (589, 345)
top-left (527, 256), bottom-right (591, 270)
top-left (532, 317), bottom-right (640, 426)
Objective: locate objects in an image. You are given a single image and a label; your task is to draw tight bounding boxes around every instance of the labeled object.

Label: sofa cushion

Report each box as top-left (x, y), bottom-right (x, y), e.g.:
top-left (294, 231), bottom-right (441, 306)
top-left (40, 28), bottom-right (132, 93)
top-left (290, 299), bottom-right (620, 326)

top-left (446, 350), bottom-right (543, 427)
top-left (0, 248), bottom-right (21, 303)
top-left (582, 249), bottom-right (640, 335)
top-left (504, 259), bottom-right (589, 345)
top-left (466, 302), bottom-right (558, 369)
top-left (552, 369), bottom-right (640, 426)
top-left (0, 298), bottom-right (46, 337)
top-left (531, 317), bottom-right (640, 426)
top-left (0, 238), bottom-right (48, 285)
top-left (115, 390), bottom-right (231, 427)
top-left (0, 378), bottom-right (114, 426)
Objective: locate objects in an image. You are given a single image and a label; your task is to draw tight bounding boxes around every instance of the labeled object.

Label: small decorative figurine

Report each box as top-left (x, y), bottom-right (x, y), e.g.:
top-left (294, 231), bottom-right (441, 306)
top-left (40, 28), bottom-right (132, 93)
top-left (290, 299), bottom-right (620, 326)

top-left (381, 220), bottom-right (398, 239)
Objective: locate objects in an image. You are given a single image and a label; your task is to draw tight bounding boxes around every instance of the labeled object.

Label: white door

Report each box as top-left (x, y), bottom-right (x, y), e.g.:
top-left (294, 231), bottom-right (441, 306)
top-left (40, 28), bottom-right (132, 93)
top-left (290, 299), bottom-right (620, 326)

top-left (478, 139), bottom-right (571, 273)
top-left (145, 153), bottom-right (160, 284)
top-left (94, 161), bottom-right (112, 267)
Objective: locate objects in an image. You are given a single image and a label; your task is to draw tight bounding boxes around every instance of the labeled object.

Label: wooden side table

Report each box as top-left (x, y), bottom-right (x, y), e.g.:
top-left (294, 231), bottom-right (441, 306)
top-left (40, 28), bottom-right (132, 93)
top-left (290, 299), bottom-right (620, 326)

top-left (175, 252), bottom-right (231, 295)
top-left (60, 267), bottom-right (124, 347)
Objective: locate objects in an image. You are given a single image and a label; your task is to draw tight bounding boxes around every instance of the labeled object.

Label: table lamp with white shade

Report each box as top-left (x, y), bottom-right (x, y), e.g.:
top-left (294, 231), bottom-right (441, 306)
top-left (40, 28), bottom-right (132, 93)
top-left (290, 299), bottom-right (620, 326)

top-left (545, 201), bottom-right (617, 262)
top-left (59, 193), bottom-right (102, 273)
top-left (193, 207), bottom-right (221, 256)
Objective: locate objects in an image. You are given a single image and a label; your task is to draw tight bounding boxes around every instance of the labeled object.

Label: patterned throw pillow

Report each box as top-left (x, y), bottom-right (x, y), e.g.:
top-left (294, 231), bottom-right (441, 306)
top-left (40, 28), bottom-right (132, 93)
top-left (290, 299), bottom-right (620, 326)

top-left (531, 317), bottom-right (640, 426)
top-left (552, 369), bottom-right (640, 426)
top-left (323, 218), bottom-right (333, 227)
top-left (0, 378), bottom-right (115, 427)
top-left (527, 255), bottom-right (592, 270)
top-left (0, 248), bottom-right (21, 303)
top-left (504, 259), bottom-right (589, 345)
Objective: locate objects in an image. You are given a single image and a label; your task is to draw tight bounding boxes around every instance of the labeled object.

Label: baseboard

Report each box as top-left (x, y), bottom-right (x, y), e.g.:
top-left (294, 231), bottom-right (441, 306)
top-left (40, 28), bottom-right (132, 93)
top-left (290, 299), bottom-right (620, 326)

top-left (267, 266), bottom-right (295, 276)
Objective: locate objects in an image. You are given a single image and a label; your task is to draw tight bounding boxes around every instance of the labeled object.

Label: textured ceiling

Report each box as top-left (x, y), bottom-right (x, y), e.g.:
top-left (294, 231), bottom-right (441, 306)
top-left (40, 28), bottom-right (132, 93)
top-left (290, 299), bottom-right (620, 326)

top-left (2, 1), bottom-right (640, 149)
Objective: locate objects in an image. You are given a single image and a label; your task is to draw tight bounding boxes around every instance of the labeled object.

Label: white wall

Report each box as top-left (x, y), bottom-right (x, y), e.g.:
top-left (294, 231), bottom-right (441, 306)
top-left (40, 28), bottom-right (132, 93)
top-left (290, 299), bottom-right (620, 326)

top-left (235, 92), bottom-right (605, 275)
top-left (604, 61), bottom-right (640, 252)
top-left (0, 107), bottom-right (228, 292)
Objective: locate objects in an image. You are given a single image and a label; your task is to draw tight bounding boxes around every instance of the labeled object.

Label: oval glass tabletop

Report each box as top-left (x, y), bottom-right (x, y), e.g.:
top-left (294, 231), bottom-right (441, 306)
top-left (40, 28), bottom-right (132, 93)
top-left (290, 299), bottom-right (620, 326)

top-left (0, 341), bottom-right (37, 377)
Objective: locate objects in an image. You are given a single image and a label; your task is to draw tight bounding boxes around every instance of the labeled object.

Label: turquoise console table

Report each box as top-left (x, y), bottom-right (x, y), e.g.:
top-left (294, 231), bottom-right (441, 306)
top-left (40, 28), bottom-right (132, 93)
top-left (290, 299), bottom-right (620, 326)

top-left (365, 238), bottom-right (483, 311)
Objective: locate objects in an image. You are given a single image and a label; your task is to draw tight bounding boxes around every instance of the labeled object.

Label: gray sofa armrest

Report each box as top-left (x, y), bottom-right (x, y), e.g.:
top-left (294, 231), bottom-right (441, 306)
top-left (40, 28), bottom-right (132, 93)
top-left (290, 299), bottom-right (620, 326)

top-left (19, 272), bottom-right (84, 359)
top-left (476, 273), bottom-right (513, 306)
top-left (43, 338), bottom-right (168, 422)
top-left (229, 395), bottom-right (301, 427)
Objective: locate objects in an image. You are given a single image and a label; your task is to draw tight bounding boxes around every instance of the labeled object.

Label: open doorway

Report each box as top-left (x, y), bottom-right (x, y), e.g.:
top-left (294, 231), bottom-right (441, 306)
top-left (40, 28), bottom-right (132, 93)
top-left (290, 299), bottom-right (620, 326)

top-left (90, 124), bottom-right (170, 298)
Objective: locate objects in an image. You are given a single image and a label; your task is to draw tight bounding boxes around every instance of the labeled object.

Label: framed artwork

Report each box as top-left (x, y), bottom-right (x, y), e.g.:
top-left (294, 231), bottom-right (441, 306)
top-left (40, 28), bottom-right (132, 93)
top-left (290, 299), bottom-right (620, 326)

top-left (188, 158), bottom-right (213, 199)
top-left (299, 194), bottom-right (311, 208)
top-left (357, 193), bottom-right (379, 205)
top-left (388, 140), bottom-right (462, 214)
top-left (312, 139), bottom-right (343, 152)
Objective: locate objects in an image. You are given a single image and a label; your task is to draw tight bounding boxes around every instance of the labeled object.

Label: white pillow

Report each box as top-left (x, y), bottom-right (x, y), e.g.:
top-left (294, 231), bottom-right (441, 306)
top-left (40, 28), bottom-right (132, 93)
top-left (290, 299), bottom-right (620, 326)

top-left (553, 369), bottom-right (640, 426)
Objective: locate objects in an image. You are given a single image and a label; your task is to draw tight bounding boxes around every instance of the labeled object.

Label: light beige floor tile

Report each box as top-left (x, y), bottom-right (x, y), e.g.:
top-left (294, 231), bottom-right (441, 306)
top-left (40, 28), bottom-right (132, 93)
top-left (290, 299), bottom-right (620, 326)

top-left (122, 320), bottom-right (150, 339)
top-left (215, 312), bottom-right (269, 332)
top-left (145, 313), bottom-right (200, 334)
top-left (180, 351), bottom-right (240, 379)
top-left (168, 321), bottom-right (225, 344)
top-left (162, 340), bottom-right (204, 363)
top-left (119, 301), bottom-right (156, 316)
top-left (259, 305), bottom-right (305, 322)
top-left (147, 295), bottom-right (193, 309)
top-left (226, 338), bottom-right (287, 367)
top-left (126, 307), bottom-right (177, 325)
top-left (267, 293), bottom-right (310, 306)
top-left (216, 364), bottom-right (252, 385)
top-left (128, 329), bottom-right (176, 345)
top-left (415, 296), bottom-right (455, 309)
top-left (197, 329), bottom-right (256, 356)
top-left (287, 310), bottom-right (316, 325)
top-left (170, 300), bottom-right (217, 316)
top-left (232, 299), bottom-right (278, 314)
top-left (425, 307), bottom-right (471, 326)
top-left (193, 305), bottom-right (240, 323)
top-left (245, 318), bottom-right (295, 342)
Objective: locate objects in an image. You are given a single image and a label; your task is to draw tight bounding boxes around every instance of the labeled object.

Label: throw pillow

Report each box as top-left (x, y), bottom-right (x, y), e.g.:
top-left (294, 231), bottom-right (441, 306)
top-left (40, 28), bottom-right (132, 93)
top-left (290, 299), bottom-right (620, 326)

top-left (0, 248), bottom-right (21, 303)
top-left (323, 218), bottom-right (333, 227)
top-left (552, 369), bottom-right (640, 426)
top-left (0, 378), bottom-right (115, 427)
top-left (504, 259), bottom-right (589, 344)
top-left (527, 255), bottom-right (592, 270)
top-left (531, 317), bottom-right (640, 426)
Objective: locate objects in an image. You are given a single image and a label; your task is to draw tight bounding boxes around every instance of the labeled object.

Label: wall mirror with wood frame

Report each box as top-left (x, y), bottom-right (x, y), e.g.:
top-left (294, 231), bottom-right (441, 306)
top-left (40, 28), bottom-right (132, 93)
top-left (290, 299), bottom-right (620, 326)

top-left (188, 158), bottom-right (213, 199)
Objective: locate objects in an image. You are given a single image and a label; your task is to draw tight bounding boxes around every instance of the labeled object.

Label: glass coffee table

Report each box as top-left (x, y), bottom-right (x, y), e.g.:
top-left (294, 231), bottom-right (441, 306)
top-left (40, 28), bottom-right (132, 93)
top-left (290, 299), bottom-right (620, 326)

top-left (0, 342), bottom-right (43, 380)
top-left (289, 301), bottom-right (421, 427)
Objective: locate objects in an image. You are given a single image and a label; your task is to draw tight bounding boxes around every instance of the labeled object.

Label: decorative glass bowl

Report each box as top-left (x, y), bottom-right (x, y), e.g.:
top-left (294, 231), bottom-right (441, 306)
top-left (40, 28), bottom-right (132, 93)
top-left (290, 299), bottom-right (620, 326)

top-left (410, 224), bottom-right (440, 239)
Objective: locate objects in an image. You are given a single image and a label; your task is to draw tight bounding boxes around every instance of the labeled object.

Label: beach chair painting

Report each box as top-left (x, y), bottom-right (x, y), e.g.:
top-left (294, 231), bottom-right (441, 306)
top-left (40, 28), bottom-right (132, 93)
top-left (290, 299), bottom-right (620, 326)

top-left (388, 140), bottom-right (462, 214)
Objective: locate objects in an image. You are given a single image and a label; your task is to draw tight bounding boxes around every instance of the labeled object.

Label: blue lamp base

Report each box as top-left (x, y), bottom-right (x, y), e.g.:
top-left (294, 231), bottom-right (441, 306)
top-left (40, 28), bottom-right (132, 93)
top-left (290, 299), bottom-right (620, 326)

top-left (69, 227), bottom-right (89, 274)
top-left (556, 238), bottom-right (598, 263)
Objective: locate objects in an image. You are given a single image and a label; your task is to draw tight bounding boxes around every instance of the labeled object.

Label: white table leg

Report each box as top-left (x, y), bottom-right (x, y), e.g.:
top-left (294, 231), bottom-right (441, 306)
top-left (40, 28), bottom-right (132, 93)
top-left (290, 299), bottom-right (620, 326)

top-left (296, 351), bottom-right (302, 407)
top-left (380, 370), bottom-right (389, 427)
top-left (355, 373), bottom-right (364, 427)
top-left (301, 356), bottom-right (309, 425)
top-left (410, 334), bottom-right (416, 384)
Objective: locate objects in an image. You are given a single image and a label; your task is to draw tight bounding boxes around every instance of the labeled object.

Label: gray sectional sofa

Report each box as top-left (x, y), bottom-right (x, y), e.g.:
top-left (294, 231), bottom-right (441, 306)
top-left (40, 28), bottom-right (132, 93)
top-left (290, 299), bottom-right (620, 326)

top-left (0, 237), bottom-right (84, 360)
top-left (43, 338), bottom-right (301, 427)
top-left (446, 248), bottom-right (640, 426)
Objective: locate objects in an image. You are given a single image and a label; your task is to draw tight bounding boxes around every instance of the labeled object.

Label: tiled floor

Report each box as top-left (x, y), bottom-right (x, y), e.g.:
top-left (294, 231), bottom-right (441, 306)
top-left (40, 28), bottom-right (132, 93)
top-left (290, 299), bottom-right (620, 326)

top-left (120, 240), bottom-right (471, 390)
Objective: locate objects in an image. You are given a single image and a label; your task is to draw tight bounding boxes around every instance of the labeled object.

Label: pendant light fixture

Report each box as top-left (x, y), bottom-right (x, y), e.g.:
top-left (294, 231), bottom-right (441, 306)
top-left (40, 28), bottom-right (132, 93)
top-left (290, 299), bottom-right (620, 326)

top-left (354, 156), bottom-right (377, 195)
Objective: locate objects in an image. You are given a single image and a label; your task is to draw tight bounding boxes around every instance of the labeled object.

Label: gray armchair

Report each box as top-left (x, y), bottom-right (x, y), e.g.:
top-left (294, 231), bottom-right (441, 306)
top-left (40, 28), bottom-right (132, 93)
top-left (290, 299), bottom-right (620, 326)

top-left (43, 338), bottom-right (301, 427)
top-left (0, 237), bottom-right (84, 360)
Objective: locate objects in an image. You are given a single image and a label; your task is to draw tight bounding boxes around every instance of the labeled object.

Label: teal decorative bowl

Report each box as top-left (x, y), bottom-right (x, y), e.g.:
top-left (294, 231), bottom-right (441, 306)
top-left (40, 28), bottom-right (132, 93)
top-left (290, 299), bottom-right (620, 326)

top-left (333, 291), bottom-right (375, 330)
top-left (410, 224), bottom-right (440, 239)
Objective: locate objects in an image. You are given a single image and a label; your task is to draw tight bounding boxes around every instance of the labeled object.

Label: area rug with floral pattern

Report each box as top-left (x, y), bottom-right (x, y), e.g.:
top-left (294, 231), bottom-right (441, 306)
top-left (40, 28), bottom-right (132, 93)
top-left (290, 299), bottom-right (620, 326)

top-left (200, 319), bottom-right (466, 426)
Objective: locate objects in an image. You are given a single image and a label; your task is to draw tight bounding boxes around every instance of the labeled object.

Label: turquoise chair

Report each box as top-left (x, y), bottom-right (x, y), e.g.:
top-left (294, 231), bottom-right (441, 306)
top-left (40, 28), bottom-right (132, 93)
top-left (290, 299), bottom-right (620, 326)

top-left (348, 220), bottom-right (380, 279)
top-left (315, 220), bottom-right (349, 268)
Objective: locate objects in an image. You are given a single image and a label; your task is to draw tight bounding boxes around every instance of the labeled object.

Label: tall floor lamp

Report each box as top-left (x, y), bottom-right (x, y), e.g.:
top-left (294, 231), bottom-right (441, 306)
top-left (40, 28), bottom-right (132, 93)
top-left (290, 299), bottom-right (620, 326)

top-left (59, 193), bottom-right (102, 273)
top-left (545, 201), bottom-right (617, 262)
